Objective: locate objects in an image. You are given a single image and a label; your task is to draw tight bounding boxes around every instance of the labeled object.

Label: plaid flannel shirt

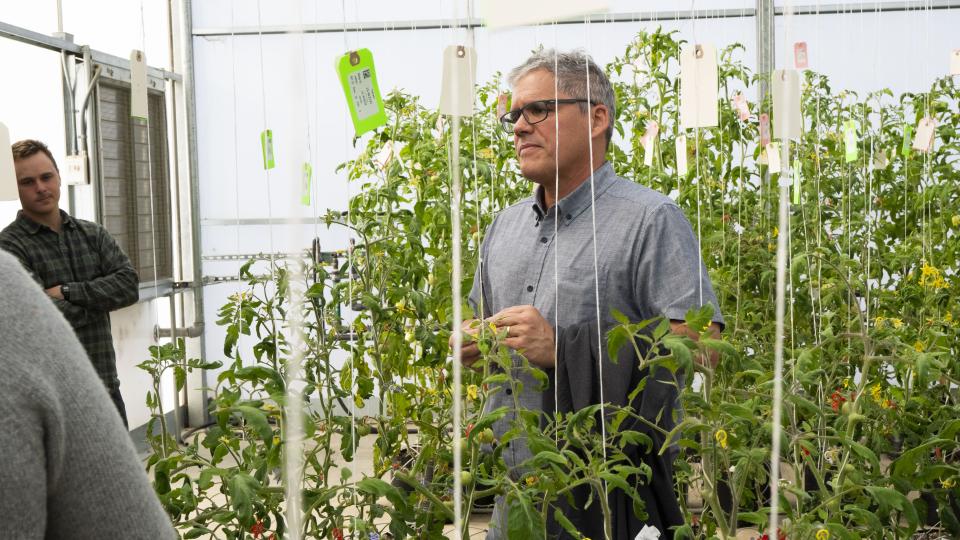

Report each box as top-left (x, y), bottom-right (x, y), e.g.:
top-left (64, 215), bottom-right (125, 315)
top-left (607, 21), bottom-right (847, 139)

top-left (0, 210), bottom-right (139, 389)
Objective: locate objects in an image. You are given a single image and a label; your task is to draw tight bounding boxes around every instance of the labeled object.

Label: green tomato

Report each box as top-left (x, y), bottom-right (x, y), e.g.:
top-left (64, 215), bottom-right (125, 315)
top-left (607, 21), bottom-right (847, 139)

top-left (460, 470), bottom-right (473, 485)
top-left (478, 428), bottom-right (496, 444)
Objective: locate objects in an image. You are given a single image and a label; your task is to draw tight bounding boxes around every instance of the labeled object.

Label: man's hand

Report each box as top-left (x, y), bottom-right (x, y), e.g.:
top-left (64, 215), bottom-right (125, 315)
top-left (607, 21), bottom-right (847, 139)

top-left (45, 285), bottom-right (64, 300)
top-left (670, 320), bottom-right (723, 368)
top-left (488, 305), bottom-right (555, 369)
top-left (451, 318), bottom-right (484, 367)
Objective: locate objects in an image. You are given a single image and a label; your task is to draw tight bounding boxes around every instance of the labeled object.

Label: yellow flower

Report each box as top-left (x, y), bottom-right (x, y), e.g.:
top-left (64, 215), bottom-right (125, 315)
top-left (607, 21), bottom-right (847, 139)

top-left (943, 477), bottom-right (957, 488)
top-left (946, 312), bottom-right (955, 326)
top-left (466, 384), bottom-right (479, 401)
top-left (919, 261), bottom-right (949, 289)
top-left (816, 529), bottom-right (830, 540)
top-left (952, 215), bottom-right (960, 227)
top-left (870, 383), bottom-right (883, 404)
top-left (874, 316), bottom-right (885, 328)
top-left (914, 341), bottom-right (925, 352)
top-left (526, 475), bottom-right (538, 486)
top-left (842, 378), bottom-right (851, 389)
top-left (715, 429), bottom-right (729, 449)
top-left (890, 318), bottom-right (904, 329)
top-left (773, 226), bottom-right (779, 238)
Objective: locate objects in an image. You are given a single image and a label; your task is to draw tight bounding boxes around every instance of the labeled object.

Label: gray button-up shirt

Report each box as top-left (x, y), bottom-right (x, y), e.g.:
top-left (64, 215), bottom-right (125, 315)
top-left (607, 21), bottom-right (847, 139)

top-left (469, 161), bottom-right (723, 471)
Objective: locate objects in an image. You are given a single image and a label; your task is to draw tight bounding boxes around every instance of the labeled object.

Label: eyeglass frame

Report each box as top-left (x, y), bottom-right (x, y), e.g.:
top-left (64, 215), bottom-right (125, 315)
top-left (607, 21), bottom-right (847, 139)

top-left (498, 98), bottom-right (597, 133)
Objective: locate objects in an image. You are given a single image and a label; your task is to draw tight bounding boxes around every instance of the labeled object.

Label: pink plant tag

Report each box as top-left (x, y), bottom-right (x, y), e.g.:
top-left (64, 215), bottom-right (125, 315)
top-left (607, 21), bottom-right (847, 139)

top-left (731, 93), bottom-right (750, 121)
top-left (794, 42), bottom-right (809, 69)
top-left (496, 93), bottom-right (510, 119)
top-left (759, 113), bottom-right (771, 147)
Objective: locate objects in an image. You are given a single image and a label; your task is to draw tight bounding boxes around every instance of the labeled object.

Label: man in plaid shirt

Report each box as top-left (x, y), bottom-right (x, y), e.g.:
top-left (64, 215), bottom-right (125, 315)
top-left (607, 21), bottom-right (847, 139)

top-left (1, 139), bottom-right (139, 426)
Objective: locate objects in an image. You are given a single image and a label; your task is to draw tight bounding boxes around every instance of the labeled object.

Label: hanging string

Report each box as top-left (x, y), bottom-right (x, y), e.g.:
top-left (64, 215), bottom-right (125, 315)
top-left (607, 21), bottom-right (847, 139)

top-left (449, 2), bottom-right (467, 538)
top-left (552, 21), bottom-right (561, 441)
top-left (582, 16), bottom-right (611, 537)
top-left (339, 0), bottom-right (360, 516)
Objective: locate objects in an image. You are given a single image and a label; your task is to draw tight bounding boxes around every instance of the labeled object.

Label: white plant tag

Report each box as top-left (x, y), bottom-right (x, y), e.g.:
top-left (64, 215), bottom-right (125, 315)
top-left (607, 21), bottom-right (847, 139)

top-left (766, 142), bottom-right (782, 174)
top-left (772, 69), bottom-right (802, 140)
top-left (676, 134), bottom-right (688, 175)
top-left (794, 42), bottom-right (809, 69)
top-left (130, 49), bottom-right (149, 120)
top-left (912, 116), bottom-right (936, 152)
top-left (680, 44), bottom-right (718, 129)
top-left (375, 140), bottom-right (394, 169)
top-left (641, 120), bottom-right (658, 166)
top-left (874, 149), bottom-right (889, 170)
top-left (479, 0), bottom-right (608, 28)
top-left (951, 49), bottom-right (960, 76)
top-left (439, 45), bottom-right (477, 116)
top-left (635, 524), bottom-right (661, 540)
top-left (0, 122), bottom-right (16, 201)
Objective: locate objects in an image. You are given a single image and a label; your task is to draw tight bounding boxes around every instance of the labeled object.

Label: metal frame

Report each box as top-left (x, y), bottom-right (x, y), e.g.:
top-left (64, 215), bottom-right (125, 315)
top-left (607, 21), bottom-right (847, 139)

top-left (190, 0), bottom-right (960, 37)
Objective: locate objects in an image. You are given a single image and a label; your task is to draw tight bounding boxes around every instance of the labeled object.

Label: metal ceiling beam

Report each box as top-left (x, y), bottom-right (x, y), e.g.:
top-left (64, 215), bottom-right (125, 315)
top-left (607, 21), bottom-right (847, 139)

top-left (191, 0), bottom-right (959, 37)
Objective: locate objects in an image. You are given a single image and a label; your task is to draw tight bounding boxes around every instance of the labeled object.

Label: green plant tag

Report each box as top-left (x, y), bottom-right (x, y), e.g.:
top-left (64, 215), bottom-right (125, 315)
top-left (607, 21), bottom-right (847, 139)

top-left (843, 120), bottom-right (858, 163)
top-left (901, 123), bottom-right (913, 157)
top-left (792, 160), bottom-right (802, 204)
top-left (260, 129), bottom-right (275, 170)
top-left (336, 49), bottom-right (387, 136)
top-left (300, 162), bottom-right (312, 206)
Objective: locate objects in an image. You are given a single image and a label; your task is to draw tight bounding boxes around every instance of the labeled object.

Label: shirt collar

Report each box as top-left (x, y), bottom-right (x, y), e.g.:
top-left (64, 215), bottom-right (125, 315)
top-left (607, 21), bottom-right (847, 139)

top-left (16, 209), bottom-right (73, 234)
top-left (531, 161), bottom-right (616, 223)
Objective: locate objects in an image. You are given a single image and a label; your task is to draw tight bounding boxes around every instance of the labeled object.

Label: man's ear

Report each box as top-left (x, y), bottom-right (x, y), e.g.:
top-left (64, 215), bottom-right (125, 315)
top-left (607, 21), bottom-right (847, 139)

top-left (591, 104), bottom-right (610, 141)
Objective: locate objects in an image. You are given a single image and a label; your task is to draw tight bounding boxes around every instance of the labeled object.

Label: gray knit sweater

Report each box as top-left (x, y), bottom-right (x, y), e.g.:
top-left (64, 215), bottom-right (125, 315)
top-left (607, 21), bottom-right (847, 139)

top-left (0, 250), bottom-right (175, 539)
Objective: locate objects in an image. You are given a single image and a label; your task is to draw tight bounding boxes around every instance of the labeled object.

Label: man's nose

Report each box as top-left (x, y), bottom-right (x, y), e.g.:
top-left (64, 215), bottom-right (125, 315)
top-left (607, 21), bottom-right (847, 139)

top-left (513, 114), bottom-right (533, 138)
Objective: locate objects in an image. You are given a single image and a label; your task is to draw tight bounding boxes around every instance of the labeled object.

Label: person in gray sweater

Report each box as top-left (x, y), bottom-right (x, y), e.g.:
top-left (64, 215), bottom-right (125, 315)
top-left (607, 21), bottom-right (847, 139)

top-left (0, 249), bottom-right (175, 539)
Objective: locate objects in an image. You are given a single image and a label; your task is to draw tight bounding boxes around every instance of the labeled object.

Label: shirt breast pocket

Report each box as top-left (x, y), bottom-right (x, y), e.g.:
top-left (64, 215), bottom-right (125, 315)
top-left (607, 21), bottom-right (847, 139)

top-left (554, 263), bottom-right (608, 326)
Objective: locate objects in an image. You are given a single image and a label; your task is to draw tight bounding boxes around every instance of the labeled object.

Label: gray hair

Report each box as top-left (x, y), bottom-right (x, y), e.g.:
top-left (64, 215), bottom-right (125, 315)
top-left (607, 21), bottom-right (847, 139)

top-left (507, 49), bottom-right (616, 148)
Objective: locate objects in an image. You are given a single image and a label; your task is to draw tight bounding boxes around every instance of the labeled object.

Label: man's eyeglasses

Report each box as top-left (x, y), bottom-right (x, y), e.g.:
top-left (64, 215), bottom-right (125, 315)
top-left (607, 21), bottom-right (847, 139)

top-left (498, 98), bottom-right (595, 133)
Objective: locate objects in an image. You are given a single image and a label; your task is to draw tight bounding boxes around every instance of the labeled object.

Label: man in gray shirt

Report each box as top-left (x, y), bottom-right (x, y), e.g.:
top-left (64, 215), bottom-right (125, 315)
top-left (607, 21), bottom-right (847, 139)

top-left (459, 49), bottom-right (724, 538)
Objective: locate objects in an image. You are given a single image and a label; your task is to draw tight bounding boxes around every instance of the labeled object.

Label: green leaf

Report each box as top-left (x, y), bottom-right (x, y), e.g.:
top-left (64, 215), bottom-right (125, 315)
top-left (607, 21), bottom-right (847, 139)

top-left (227, 472), bottom-right (261, 525)
top-left (233, 406), bottom-right (274, 441)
